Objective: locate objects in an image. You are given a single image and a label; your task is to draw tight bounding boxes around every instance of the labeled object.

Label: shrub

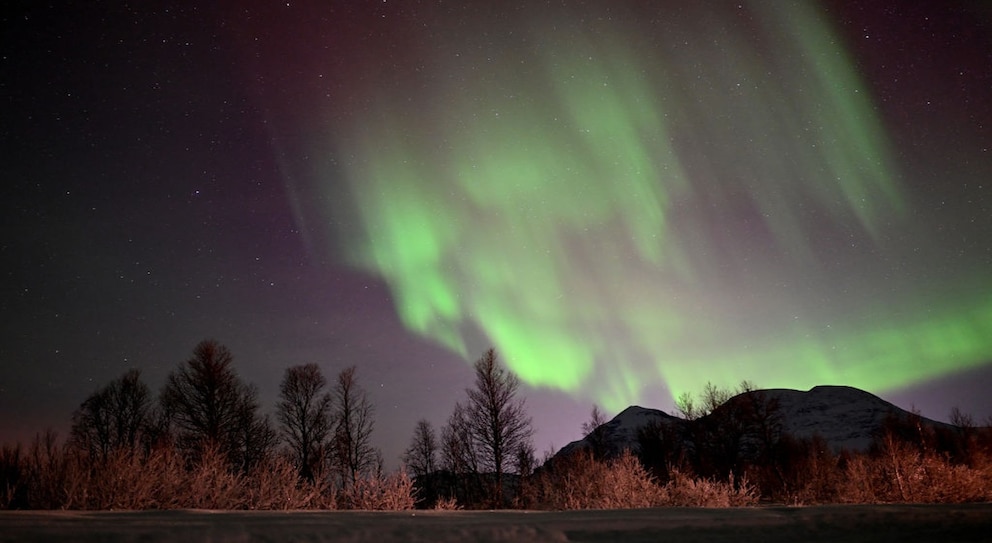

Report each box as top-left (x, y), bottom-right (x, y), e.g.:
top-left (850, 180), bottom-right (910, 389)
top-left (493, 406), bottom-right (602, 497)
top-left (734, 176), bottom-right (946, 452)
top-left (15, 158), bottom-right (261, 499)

top-left (533, 449), bottom-right (664, 510)
top-left (244, 455), bottom-right (335, 510)
top-left (0, 443), bottom-right (26, 509)
top-left (752, 434), bottom-right (840, 505)
top-left (338, 471), bottom-right (416, 510)
top-left (433, 495), bottom-right (461, 510)
top-left (23, 430), bottom-right (80, 509)
top-left (836, 435), bottom-right (992, 504)
top-left (663, 469), bottom-right (757, 507)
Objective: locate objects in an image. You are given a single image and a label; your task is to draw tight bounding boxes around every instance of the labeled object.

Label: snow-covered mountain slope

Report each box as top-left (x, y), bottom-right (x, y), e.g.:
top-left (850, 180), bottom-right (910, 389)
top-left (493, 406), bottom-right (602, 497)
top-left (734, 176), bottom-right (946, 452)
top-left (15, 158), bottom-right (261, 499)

top-left (557, 405), bottom-right (679, 457)
top-left (760, 385), bottom-right (944, 452)
top-left (556, 385), bottom-right (952, 460)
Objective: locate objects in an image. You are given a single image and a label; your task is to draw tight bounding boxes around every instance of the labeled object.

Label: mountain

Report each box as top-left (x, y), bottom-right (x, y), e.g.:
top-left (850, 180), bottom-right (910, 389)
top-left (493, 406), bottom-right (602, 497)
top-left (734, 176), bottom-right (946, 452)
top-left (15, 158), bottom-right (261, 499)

top-left (555, 385), bottom-right (953, 461)
top-left (759, 385), bottom-right (949, 452)
top-left (556, 405), bottom-right (677, 459)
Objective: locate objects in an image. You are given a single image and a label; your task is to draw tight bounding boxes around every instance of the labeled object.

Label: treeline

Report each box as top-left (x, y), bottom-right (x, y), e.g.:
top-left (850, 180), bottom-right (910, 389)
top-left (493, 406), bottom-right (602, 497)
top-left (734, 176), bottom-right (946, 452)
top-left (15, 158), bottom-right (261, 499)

top-left (0, 340), bottom-right (413, 510)
top-left (2, 342), bottom-right (991, 510)
top-left (0, 342), bottom-right (537, 510)
top-left (402, 348), bottom-right (535, 509)
top-left (402, 378), bottom-right (992, 509)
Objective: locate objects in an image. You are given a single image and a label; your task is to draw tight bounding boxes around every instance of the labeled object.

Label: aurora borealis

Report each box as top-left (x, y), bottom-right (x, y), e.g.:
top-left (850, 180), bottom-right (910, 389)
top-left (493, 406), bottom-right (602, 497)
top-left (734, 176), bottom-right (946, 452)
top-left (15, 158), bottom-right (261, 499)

top-left (315, 1), bottom-right (992, 411)
top-left (1, 0), bottom-right (990, 463)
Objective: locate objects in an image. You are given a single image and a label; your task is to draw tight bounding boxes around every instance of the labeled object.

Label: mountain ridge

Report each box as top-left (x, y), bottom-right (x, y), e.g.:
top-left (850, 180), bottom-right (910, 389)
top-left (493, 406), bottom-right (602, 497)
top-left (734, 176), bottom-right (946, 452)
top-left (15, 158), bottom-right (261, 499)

top-left (554, 384), bottom-right (956, 461)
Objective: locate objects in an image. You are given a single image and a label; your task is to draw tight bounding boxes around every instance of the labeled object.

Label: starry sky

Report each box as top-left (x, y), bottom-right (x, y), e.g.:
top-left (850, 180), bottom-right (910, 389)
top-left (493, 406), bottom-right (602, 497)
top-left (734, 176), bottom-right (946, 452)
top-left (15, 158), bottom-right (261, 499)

top-left (2, 1), bottom-right (991, 465)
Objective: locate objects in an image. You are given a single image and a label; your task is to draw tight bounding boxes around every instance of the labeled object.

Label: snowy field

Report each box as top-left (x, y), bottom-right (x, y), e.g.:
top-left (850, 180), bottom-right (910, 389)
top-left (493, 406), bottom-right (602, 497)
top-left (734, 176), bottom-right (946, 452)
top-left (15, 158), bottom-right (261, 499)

top-left (2, 504), bottom-right (991, 542)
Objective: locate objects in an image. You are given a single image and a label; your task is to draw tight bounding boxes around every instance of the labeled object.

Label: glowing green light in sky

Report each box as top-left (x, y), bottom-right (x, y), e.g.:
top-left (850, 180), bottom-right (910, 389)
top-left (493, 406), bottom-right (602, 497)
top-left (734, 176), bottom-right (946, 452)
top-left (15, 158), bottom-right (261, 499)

top-left (323, 2), bottom-right (992, 410)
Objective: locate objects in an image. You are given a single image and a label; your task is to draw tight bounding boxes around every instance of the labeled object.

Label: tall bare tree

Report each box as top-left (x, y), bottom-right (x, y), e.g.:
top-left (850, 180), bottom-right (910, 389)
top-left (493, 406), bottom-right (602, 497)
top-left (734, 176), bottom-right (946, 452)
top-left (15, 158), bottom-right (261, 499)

top-left (465, 348), bottom-right (533, 506)
top-left (70, 369), bottom-right (151, 460)
top-left (332, 366), bottom-right (377, 489)
top-left (277, 363), bottom-right (333, 482)
top-left (160, 339), bottom-right (273, 470)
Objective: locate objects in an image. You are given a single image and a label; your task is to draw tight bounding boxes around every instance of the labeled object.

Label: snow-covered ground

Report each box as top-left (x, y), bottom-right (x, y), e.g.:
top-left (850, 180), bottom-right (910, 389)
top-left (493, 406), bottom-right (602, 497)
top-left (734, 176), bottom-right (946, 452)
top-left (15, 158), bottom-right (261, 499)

top-left (2, 504), bottom-right (990, 542)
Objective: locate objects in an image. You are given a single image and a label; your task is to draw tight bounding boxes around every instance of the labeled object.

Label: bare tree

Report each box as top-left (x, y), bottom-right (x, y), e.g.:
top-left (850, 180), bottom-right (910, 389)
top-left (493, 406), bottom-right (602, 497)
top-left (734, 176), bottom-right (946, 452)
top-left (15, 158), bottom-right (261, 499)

top-left (676, 381), bottom-right (738, 421)
top-left (950, 406), bottom-right (975, 430)
top-left (70, 369), bottom-right (151, 460)
top-left (332, 366), bottom-right (377, 489)
top-left (675, 390), bottom-right (700, 420)
top-left (440, 402), bottom-right (482, 505)
top-left (700, 382), bottom-right (735, 417)
top-left (515, 441), bottom-right (536, 478)
top-left (441, 402), bottom-right (479, 474)
top-left (232, 383), bottom-right (278, 472)
top-left (277, 364), bottom-right (333, 482)
top-left (160, 339), bottom-right (272, 470)
top-left (581, 405), bottom-right (610, 460)
top-left (691, 380), bottom-right (780, 478)
top-left (465, 348), bottom-right (533, 506)
top-left (160, 340), bottom-right (240, 449)
top-left (404, 418), bottom-right (441, 507)
top-left (403, 419), bottom-right (438, 478)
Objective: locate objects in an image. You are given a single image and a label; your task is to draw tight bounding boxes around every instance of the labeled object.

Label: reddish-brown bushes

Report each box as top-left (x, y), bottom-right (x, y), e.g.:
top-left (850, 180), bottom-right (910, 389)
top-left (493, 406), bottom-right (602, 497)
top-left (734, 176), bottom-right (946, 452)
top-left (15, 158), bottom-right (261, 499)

top-left (0, 432), bottom-right (414, 510)
top-left (339, 471), bottom-right (416, 510)
top-left (664, 469), bottom-right (757, 507)
top-left (4, 425), bottom-right (990, 510)
top-left (526, 449), bottom-right (756, 510)
top-left (531, 449), bottom-right (663, 510)
top-left (835, 432), bottom-right (992, 504)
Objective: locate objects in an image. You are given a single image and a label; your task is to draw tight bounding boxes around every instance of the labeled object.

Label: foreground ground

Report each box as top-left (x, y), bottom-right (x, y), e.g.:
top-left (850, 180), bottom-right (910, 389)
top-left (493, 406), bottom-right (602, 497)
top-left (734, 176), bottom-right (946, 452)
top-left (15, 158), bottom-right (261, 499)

top-left (1, 504), bottom-right (991, 543)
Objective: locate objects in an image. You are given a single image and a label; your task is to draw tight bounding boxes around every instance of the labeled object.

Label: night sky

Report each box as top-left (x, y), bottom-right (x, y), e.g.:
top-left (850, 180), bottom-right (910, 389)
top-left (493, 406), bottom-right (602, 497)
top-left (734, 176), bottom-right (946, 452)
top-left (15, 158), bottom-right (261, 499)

top-left (2, 1), bottom-right (991, 466)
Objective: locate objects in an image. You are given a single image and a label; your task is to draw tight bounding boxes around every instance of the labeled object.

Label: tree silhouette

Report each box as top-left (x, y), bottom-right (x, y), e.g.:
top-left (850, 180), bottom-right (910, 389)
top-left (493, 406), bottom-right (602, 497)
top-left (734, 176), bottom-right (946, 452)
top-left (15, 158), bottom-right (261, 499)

top-left (331, 366), bottom-right (377, 490)
top-left (439, 401), bottom-right (484, 504)
top-left (465, 348), bottom-right (533, 506)
top-left (277, 363), bottom-right (333, 482)
top-left (404, 418), bottom-right (439, 506)
top-left (160, 340), bottom-right (273, 470)
top-left (70, 369), bottom-right (151, 461)
top-left (441, 402), bottom-right (479, 475)
top-left (231, 383), bottom-right (278, 473)
top-left (404, 419), bottom-right (438, 478)
top-left (581, 405), bottom-right (610, 460)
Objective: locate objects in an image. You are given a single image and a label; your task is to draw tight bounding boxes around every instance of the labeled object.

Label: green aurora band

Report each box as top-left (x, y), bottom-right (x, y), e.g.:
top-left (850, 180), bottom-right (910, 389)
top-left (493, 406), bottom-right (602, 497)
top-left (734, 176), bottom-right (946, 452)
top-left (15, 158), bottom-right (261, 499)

top-left (324, 2), bottom-right (992, 411)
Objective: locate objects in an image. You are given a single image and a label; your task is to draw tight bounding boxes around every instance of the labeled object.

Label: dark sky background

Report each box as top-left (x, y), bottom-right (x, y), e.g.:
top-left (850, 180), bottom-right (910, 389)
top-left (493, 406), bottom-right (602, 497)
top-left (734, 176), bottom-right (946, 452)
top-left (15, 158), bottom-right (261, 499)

top-left (2, 1), bottom-right (991, 467)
